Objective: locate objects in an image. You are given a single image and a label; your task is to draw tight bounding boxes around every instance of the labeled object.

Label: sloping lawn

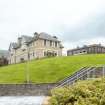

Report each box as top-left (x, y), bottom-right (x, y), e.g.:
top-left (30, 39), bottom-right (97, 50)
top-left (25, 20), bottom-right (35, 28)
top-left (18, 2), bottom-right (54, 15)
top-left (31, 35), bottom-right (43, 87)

top-left (0, 54), bottom-right (105, 83)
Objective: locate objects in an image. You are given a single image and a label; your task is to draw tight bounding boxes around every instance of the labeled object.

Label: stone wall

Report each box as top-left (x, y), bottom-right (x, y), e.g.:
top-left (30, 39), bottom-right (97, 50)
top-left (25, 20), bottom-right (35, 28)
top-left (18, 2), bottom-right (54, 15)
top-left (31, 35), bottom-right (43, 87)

top-left (0, 83), bottom-right (56, 96)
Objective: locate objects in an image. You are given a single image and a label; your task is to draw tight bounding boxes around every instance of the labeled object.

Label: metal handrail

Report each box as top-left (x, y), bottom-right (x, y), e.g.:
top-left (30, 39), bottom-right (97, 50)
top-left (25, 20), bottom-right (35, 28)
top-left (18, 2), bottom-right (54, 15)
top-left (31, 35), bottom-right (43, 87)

top-left (58, 67), bottom-right (88, 84)
top-left (57, 67), bottom-right (92, 87)
top-left (56, 67), bottom-right (96, 87)
top-left (68, 67), bottom-right (97, 85)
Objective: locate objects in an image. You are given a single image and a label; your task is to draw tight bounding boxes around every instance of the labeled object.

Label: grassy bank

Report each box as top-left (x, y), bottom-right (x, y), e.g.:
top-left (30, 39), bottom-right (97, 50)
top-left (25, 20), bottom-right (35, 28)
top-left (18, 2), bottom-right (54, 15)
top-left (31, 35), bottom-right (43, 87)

top-left (0, 54), bottom-right (105, 83)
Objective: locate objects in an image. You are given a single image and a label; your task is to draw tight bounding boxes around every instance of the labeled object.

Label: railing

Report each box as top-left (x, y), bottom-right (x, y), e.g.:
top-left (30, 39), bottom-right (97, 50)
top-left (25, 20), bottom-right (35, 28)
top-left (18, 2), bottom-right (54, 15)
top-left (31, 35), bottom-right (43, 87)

top-left (58, 67), bottom-right (88, 84)
top-left (56, 66), bottom-right (105, 88)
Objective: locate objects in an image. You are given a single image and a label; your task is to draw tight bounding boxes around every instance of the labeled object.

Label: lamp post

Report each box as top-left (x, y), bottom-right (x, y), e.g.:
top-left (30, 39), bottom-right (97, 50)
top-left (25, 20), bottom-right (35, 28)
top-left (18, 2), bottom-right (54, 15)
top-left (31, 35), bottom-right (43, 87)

top-left (21, 43), bottom-right (30, 84)
top-left (25, 62), bottom-right (30, 83)
top-left (26, 44), bottom-right (30, 84)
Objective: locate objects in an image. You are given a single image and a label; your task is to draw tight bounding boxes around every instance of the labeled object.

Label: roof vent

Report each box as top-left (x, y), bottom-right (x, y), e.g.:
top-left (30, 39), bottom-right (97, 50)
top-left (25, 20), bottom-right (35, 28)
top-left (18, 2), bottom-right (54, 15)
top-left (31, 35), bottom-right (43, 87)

top-left (53, 36), bottom-right (58, 39)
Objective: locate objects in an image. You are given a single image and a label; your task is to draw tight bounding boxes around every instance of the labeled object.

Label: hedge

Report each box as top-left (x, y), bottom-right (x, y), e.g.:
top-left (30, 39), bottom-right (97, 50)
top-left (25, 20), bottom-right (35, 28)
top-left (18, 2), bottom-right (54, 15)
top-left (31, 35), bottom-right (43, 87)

top-left (50, 78), bottom-right (105, 105)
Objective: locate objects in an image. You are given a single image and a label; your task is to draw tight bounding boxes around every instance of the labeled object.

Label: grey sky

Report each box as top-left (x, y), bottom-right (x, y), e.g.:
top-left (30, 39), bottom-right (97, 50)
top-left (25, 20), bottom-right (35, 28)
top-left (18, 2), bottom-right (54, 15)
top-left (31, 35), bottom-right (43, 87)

top-left (0, 0), bottom-right (105, 51)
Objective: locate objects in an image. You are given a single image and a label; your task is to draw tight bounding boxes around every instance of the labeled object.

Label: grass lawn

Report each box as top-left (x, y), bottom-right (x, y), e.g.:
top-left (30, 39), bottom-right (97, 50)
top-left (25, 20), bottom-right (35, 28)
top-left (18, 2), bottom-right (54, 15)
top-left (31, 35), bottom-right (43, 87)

top-left (0, 54), bottom-right (105, 83)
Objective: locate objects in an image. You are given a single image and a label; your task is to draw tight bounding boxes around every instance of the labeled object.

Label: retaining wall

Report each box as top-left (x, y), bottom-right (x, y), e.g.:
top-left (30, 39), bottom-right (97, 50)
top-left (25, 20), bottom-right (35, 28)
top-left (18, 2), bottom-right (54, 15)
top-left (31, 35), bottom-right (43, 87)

top-left (0, 83), bottom-right (56, 96)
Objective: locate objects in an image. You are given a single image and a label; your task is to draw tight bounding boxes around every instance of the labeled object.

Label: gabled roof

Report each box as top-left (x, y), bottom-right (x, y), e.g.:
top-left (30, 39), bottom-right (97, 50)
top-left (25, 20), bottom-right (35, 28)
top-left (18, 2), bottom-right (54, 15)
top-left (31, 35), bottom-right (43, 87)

top-left (9, 42), bottom-right (18, 50)
top-left (12, 42), bottom-right (18, 48)
top-left (21, 35), bottom-right (33, 43)
top-left (9, 32), bottom-right (61, 49)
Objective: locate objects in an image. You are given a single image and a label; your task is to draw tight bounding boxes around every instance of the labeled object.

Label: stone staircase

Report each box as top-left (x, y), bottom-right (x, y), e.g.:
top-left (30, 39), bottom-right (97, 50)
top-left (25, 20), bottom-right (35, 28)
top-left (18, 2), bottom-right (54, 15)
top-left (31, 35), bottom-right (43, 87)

top-left (56, 66), bottom-right (105, 87)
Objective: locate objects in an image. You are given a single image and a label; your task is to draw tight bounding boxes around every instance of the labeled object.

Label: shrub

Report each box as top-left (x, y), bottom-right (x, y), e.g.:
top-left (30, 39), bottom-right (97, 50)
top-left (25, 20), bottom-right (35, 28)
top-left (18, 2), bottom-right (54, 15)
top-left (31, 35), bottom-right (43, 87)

top-left (49, 78), bottom-right (105, 105)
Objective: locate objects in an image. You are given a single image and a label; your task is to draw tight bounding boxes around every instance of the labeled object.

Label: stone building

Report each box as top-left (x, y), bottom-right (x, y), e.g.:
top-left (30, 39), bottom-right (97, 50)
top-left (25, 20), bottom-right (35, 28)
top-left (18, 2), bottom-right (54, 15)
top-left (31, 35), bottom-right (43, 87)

top-left (9, 32), bottom-right (63, 64)
top-left (67, 44), bottom-right (105, 56)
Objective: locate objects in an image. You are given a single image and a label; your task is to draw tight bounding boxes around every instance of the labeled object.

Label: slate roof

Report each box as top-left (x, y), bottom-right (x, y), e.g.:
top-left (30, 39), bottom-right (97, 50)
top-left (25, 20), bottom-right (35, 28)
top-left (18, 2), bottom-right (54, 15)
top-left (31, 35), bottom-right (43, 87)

top-left (11, 42), bottom-right (18, 49)
top-left (10, 32), bottom-right (60, 49)
top-left (38, 32), bottom-right (59, 41)
top-left (68, 44), bottom-right (105, 52)
top-left (21, 35), bottom-right (33, 43)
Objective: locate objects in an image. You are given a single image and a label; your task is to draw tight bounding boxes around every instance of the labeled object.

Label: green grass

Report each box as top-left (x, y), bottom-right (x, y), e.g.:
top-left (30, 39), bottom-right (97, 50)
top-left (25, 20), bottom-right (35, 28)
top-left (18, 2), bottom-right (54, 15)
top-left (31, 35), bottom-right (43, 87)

top-left (0, 54), bottom-right (105, 83)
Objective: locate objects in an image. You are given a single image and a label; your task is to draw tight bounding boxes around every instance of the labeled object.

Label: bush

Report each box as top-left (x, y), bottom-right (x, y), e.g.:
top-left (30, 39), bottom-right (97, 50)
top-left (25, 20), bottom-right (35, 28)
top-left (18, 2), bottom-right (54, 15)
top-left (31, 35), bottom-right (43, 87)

top-left (49, 78), bottom-right (105, 105)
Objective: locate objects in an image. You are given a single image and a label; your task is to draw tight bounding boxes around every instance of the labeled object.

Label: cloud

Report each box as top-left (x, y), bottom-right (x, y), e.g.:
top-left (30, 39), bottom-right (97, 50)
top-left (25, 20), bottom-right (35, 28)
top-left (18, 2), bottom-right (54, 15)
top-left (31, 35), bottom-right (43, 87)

top-left (0, 0), bottom-right (105, 50)
top-left (61, 13), bottom-right (105, 43)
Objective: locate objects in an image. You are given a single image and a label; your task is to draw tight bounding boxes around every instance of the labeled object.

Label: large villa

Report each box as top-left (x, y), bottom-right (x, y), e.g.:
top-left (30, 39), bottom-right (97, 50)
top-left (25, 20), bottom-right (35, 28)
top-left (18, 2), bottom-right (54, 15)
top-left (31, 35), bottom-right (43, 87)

top-left (8, 32), bottom-right (63, 64)
top-left (1, 33), bottom-right (105, 65)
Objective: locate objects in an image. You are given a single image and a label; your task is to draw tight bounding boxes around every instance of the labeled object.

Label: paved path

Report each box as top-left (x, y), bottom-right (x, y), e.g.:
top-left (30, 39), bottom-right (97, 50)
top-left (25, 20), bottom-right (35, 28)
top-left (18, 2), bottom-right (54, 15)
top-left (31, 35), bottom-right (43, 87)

top-left (0, 96), bottom-right (45, 105)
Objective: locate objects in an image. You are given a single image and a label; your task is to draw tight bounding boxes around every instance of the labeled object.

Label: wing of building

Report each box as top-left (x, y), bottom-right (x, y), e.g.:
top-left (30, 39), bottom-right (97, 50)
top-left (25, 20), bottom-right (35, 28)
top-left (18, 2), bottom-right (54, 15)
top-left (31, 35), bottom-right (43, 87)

top-left (9, 32), bottom-right (64, 64)
top-left (67, 44), bottom-right (105, 56)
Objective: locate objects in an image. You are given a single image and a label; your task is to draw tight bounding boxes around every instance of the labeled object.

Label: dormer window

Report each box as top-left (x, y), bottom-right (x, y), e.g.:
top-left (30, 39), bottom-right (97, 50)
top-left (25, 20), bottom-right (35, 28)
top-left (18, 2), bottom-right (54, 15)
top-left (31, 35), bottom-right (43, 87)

top-left (53, 36), bottom-right (57, 39)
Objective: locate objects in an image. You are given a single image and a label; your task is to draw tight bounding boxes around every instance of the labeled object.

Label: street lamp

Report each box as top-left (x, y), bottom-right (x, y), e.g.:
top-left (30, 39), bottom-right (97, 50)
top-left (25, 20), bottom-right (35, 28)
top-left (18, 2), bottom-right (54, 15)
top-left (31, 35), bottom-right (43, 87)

top-left (21, 43), bottom-right (30, 84)
top-left (26, 48), bottom-right (30, 84)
